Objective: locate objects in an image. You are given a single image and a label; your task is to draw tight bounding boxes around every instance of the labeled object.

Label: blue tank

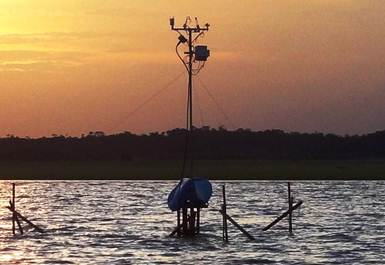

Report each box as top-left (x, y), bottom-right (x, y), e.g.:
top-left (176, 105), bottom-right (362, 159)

top-left (167, 177), bottom-right (212, 211)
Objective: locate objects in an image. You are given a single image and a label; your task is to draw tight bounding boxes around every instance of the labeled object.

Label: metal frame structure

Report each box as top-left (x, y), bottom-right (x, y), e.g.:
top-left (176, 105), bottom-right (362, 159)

top-left (169, 17), bottom-right (211, 237)
top-left (170, 16), bottom-right (210, 176)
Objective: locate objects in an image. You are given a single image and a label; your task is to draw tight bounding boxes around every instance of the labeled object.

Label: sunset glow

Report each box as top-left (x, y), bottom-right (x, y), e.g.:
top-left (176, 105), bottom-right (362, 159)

top-left (1, 0), bottom-right (385, 136)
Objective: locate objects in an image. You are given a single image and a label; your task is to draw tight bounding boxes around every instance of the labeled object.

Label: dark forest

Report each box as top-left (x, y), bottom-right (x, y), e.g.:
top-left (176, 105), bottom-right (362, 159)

top-left (1, 127), bottom-right (385, 161)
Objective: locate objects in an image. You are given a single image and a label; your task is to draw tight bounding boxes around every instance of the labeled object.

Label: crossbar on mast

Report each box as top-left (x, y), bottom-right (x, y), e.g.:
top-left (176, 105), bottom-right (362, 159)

top-left (170, 17), bottom-right (210, 177)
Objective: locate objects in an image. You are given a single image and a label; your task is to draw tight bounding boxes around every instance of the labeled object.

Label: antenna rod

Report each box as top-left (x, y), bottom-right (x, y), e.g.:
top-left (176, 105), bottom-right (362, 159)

top-left (188, 29), bottom-right (193, 174)
top-left (170, 16), bottom-right (210, 177)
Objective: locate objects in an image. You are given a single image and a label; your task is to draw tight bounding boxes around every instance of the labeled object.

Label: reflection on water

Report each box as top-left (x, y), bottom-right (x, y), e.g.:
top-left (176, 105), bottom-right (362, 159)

top-left (0, 181), bottom-right (384, 264)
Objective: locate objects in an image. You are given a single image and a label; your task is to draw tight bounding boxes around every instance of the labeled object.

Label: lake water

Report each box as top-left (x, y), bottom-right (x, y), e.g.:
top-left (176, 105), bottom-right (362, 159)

top-left (0, 181), bottom-right (384, 264)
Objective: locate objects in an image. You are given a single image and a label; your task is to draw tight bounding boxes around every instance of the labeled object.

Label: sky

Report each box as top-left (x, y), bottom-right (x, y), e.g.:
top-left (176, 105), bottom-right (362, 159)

top-left (0, 0), bottom-right (385, 137)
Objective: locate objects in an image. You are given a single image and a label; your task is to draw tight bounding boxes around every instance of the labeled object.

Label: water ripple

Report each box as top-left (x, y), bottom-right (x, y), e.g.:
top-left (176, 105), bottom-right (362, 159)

top-left (0, 180), bottom-right (384, 264)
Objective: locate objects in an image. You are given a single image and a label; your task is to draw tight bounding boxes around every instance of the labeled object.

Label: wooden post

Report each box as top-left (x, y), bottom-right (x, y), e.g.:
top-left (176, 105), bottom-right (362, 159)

top-left (177, 209), bottom-right (181, 237)
top-left (196, 208), bottom-right (200, 234)
top-left (7, 202), bottom-right (44, 234)
top-left (182, 207), bottom-right (188, 235)
top-left (262, 200), bottom-right (303, 231)
top-left (222, 184), bottom-right (228, 242)
top-left (170, 214), bottom-right (194, 237)
top-left (219, 209), bottom-right (255, 240)
top-left (171, 206), bottom-right (200, 237)
top-left (15, 215), bottom-right (23, 235)
top-left (288, 182), bottom-right (293, 234)
top-left (12, 183), bottom-right (15, 235)
top-left (189, 207), bottom-right (195, 235)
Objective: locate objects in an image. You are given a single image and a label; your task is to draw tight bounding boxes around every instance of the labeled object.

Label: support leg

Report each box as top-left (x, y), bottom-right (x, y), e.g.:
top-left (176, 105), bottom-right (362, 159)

top-left (189, 207), bottom-right (195, 236)
top-left (177, 209), bottom-right (181, 237)
top-left (222, 184), bottom-right (228, 242)
top-left (15, 215), bottom-right (23, 235)
top-left (288, 182), bottom-right (293, 234)
top-left (196, 208), bottom-right (200, 234)
top-left (12, 183), bottom-right (15, 235)
top-left (182, 208), bottom-right (188, 235)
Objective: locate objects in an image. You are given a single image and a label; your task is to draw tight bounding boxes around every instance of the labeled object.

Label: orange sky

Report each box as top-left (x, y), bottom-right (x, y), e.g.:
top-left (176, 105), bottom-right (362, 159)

top-left (1, 0), bottom-right (385, 137)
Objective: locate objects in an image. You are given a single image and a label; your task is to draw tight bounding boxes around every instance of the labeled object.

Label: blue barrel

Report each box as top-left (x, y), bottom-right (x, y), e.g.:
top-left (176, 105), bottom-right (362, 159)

top-left (167, 177), bottom-right (212, 211)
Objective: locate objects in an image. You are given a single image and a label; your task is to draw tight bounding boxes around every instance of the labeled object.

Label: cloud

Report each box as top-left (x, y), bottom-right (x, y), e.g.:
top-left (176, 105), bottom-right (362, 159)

top-left (0, 50), bottom-right (89, 72)
top-left (0, 31), bottom-right (130, 45)
top-left (0, 49), bottom-right (87, 60)
top-left (0, 60), bottom-right (83, 72)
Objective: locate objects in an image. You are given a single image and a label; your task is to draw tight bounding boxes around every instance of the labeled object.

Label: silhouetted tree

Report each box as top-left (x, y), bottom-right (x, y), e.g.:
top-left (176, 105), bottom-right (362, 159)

top-left (0, 127), bottom-right (384, 161)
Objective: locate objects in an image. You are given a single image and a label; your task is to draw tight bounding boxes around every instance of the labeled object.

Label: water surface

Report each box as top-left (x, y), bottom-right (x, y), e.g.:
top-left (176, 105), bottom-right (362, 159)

top-left (0, 181), bottom-right (384, 264)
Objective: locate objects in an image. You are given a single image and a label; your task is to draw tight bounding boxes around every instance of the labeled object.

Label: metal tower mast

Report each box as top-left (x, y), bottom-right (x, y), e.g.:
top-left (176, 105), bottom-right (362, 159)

top-left (170, 16), bottom-right (210, 176)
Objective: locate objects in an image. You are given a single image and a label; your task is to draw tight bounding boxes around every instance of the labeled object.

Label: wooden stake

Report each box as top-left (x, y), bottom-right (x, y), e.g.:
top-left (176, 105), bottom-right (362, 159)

top-left (12, 183), bottom-right (15, 235)
top-left (219, 209), bottom-right (255, 240)
top-left (177, 209), bottom-right (181, 237)
top-left (182, 207), bottom-right (188, 235)
top-left (15, 215), bottom-right (23, 235)
top-left (189, 207), bottom-right (195, 235)
top-left (169, 213), bottom-right (194, 237)
top-left (7, 202), bottom-right (44, 234)
top-left (222, 184), bottom-right (228, 242)
top-left (288, 182), bottom-right (293, 234)
top-left (196, 208), bottom-right (200, 234)
top-left (263, 200), bottom-right (303, 231)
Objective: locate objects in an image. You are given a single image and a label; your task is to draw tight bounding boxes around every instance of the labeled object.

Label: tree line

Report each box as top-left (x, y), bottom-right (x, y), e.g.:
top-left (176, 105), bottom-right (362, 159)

top-left (1, 126), bottom-right (385, 161)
